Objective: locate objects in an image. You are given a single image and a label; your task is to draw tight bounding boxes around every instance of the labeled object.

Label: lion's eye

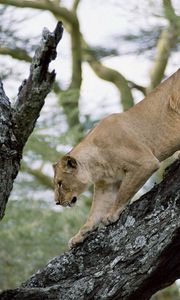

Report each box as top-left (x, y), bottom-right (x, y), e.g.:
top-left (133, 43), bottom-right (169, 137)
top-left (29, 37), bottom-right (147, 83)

top-left (58, 180), bottom-right (62, 187)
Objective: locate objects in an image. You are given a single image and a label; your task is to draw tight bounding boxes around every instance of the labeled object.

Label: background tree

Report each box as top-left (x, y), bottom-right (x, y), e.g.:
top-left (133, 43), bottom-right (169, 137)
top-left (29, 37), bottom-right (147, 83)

top-left (0, 0), bottom-right (179, 299)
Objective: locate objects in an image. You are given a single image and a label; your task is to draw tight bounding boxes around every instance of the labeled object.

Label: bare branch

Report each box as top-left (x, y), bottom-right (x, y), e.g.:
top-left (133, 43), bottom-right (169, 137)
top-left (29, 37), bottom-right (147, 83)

top-left (0, 81), bottom-right (18, 219)
top-left (72, 0), bottom-right (81, 11)
top-left (148, 0), bottom-right (180, 91)
top-left (0, 0), bottom-right (78, 25)
top-left (12, 22), bottom-right (63, 150)
top-left (0, 0), bottom-right (134, 111)
top-left (128, 80), bottom-right (147, 96)
top-left (21, 162), bottom-right (53, 189)
top-left (0, 47), bottom-right (63, 94)
top-left (0, 46), bottom-right (31, 62)
top-left (163, 0), bottom-right (180, 23)
top-left (83, 39), bottom-right (134, 111)
top-left (52, 8), bottom-right (82, 129)
top-left (0, 21), bottom-right (63, 220)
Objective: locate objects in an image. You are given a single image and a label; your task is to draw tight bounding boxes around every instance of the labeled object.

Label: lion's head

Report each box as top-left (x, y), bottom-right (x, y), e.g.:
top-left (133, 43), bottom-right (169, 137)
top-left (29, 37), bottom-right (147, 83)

top-left (53, 155), bottom-right (88, 207)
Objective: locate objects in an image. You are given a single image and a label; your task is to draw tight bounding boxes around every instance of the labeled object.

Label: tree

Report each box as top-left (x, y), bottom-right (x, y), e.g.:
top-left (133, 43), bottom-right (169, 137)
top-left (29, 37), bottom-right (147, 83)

top-left (0, 1), bottom-right (180, 299)
top-left (1, 159), bottom-right (180, 299)
top-left (0, 21), bottom-right (63, 219)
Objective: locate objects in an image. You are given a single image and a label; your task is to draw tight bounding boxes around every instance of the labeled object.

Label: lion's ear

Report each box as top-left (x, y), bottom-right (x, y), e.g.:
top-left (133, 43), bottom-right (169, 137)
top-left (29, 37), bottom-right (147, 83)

top-left (61, 155), bottom-right (77, 172)
top-left (169, 94), bottom-right (180, 115)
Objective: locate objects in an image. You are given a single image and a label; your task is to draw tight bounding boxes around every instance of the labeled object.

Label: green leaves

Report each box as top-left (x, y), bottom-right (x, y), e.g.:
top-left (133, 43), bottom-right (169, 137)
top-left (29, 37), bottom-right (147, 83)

top-left (0, 198), bottom-right (88, 289)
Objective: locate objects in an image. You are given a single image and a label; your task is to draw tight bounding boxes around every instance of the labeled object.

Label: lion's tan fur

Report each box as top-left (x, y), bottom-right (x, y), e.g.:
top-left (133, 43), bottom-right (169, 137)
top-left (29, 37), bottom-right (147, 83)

top-left (53, 69), bottom-right (180, 248)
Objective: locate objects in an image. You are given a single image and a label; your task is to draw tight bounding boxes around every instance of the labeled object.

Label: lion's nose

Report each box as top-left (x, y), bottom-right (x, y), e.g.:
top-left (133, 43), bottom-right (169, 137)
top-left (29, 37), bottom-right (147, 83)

top-left (71, 196), bottom-right (77, 204)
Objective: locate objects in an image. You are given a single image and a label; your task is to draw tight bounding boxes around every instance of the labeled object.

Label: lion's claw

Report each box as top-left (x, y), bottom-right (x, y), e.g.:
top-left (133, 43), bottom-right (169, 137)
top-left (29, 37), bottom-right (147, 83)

top-left (68, 233), bottom-right (85, 249)
top-left (102, 211), bottom-right (122, 226)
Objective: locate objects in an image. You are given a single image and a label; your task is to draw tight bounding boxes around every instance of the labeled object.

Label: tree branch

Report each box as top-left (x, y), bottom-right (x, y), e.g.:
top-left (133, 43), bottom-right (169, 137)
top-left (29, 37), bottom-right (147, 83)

top-left (163, 0), bottom-right (180, 24)
top-left (52, 4), bottom-right (83, 129)
top-left (0, 1), bottom-right (134, 111)
top-left (128, 80), bottom-right (147, 96)
top-left (0, 0), bottom-right (78, 25)
top-left (72, 0), bottom-right (81, 12)
top-left (1, 159), bottom-right (180, 299)
top-left (0, 21), bottom-right (63, 220)
top-left (21, 162), bottom-right (53, 189)
top-left (148, 0), bottom-right (180, 90)
top-left (87, 57), bottom-right (134, 110)
top-left (0, 46), bottom-right (31, 62)
top-left (0, 81), bottom-right (18, 220)
top-left (0, 46), bottom-right (63, 94)
top-left (12, 21), bottom-right (63, 150)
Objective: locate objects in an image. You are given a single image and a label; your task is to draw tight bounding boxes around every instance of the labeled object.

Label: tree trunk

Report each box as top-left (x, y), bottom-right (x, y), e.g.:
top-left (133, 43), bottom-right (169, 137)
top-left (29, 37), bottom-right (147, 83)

top-left (1, 159), bottom-right (180, 300)
top-left (0, 81), bottom-right (19, 219)
top-left (0, 21), bottom-right (63, 220)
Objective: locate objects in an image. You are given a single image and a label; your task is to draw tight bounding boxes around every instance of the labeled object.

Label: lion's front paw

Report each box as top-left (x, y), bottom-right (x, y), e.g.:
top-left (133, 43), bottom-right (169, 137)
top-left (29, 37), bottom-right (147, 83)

top-left (102, 216), bottom-right (111, 226)
top-left (68, 233), bottom-right (85, 249)
top-left (102, 214), bottom-right (118, 226)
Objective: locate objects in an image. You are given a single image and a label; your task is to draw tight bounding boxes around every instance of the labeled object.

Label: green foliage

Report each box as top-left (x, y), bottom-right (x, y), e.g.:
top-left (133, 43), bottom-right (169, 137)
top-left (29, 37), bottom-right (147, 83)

top-left (0, 197), bottom-right (89, 290)
top-left (152, 283), bottom-right (180, 300)
top-left (83, 46), bottom-right (118, 60)
top-left (24, 134), bottom-right (61, 163)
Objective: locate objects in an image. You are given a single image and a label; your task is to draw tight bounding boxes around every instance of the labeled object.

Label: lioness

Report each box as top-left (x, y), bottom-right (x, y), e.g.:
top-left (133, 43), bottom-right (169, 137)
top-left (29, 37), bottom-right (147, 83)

top-left (53, 69), bottom-right (180, 249)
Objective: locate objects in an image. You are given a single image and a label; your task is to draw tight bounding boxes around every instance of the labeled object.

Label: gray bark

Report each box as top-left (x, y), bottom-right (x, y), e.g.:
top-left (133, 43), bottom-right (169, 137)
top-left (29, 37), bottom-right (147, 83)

top-left (1, 159), bottom-right (180, 300)
top-left (0, 21), bottom-right (63, 220)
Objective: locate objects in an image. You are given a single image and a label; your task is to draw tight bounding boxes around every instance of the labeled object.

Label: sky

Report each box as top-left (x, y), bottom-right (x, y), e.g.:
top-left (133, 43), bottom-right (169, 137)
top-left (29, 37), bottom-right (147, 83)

top-left (1, 0), bottom-right (179, 121)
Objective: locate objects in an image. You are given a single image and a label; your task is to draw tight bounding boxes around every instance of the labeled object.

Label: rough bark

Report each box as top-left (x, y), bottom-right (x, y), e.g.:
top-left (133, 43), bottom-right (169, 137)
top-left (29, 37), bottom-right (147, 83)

top-left (1, 159), bottom-right (180, 300)
top-left (0, 21), bottom-right (63, 220)
top-left (0, 82), bottom-right (18, 219)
